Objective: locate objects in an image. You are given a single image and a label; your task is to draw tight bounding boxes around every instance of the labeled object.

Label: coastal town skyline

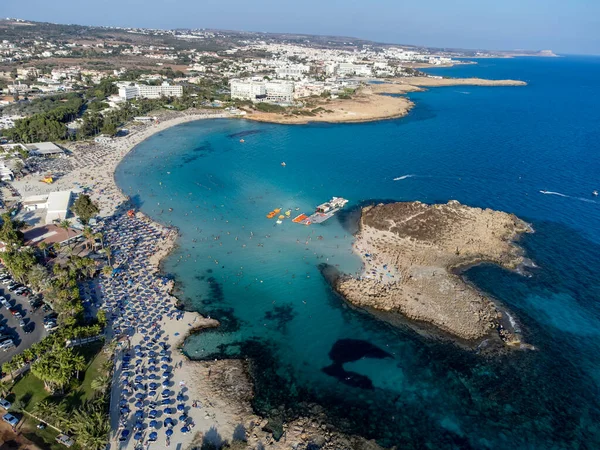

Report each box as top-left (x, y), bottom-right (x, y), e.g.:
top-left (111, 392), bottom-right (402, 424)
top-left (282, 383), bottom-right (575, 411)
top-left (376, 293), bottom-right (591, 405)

top-left (4, 0), bottom-right (600, 55)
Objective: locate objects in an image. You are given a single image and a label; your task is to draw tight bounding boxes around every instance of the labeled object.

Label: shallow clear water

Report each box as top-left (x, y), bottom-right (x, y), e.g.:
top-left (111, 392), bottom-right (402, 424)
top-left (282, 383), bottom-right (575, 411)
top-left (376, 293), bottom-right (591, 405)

top-left (116, 56), bottom-right (600, 448)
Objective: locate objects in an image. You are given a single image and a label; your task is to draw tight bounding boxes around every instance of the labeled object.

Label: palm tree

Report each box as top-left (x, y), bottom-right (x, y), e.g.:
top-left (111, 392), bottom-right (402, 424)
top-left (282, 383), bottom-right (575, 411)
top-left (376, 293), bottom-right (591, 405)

top-left (82, 226), bottom-right (94, 250)
top-left (0, 380), bottom-right (11, 398)
top-left (71, 403), bottom-right (110, 450)
top-left (38, 241), bottom-right (48, 259)
top-left (90, 375), bottom-right (110, 392)
top-left (101, 265), bottom-right (112, 278)
top-left (59, 220), bottom-right (72, 246)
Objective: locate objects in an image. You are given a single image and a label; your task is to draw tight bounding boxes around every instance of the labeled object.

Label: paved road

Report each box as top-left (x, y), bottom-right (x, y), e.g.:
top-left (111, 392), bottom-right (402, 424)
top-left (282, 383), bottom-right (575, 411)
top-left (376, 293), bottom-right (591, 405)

top-left (0, 286), bottom-right (47, 366)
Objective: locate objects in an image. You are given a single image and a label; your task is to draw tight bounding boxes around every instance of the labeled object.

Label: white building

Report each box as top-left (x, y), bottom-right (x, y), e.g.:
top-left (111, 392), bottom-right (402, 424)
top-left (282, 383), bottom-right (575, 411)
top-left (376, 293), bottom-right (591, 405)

top-left (230, 79), bottom-right (294, 104)
top-left (26, 142), bottom-right (64, 157)
top-left (117, 82), bottom-right (183, 100)
top-left (45, 190), bottom-right (72, 224)
top-left (265, 80), bottom-right (294, 103)
top-left (336, 63), bottom-right (372, 77)
top-left (230, 79), bottom-right (267, 101)
top-left (275, 65), bottom-right (310, 80)
top-left (22, 190), bottom-right (73, 224)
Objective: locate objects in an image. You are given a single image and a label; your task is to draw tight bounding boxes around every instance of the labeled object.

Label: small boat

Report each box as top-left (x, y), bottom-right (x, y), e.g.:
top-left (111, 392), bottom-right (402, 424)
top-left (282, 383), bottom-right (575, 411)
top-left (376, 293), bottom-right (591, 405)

top-left (266, 208), bottom-right (282, 219)
top-left (240, 139), bottom-right (245, 143)
top-left (285, 210), bottom-right (291, 217)
top-left (594, 190), bottom-right (598, 196)
top-left (281, 162), bottom-right (286, 167)
top-left (292, 214), bottom-right (308, 223)
top-left (276, 220), bottom-right (283, 224)
top-left (278, 215), bottom-right (285, 220)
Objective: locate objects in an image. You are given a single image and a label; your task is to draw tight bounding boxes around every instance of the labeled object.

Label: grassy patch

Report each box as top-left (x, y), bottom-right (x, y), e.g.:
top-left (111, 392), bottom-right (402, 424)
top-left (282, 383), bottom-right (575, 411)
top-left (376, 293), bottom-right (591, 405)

top-left (20, 416), bottom-right (81, 450)
top-left (77, 342), bottom-right (107, 401)
top-left (10, 372), bottom-right (49, 411)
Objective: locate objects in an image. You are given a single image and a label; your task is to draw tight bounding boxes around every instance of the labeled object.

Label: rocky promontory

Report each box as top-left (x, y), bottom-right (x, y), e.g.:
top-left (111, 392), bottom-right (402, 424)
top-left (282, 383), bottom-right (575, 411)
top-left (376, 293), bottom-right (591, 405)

top-left (335, 201), bottom-right (532, 342)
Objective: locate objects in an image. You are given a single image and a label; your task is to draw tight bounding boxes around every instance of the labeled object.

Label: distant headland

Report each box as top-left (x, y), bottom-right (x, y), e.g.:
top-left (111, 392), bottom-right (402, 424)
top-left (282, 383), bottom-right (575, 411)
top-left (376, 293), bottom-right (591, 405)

top-left (244, 76), bottom-right (527, 125)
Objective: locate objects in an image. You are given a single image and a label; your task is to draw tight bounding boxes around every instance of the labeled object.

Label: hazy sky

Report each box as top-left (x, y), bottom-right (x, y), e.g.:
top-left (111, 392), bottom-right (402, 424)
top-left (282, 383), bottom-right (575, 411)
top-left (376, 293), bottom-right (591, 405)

top-left (4, 0), bottom-right (600, 55)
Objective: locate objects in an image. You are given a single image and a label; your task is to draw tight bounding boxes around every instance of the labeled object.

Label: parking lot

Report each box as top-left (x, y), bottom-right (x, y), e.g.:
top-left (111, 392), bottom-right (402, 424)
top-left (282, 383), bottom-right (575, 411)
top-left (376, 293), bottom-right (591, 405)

top-left (0, 276), bottom-right (49, 365)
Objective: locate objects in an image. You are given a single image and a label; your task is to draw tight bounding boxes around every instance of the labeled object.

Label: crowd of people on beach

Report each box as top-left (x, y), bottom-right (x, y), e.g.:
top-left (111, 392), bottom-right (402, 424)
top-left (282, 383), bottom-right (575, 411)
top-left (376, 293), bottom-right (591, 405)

top-left (96, 213), bottom-right (200, 448)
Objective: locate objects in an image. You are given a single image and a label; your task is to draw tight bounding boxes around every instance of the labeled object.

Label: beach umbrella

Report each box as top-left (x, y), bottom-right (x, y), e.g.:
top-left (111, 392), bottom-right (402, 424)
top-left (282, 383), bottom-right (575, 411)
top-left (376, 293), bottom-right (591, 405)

top-left (135, 393), bottom-right (145, 399)
top-left (177, 404), bottom-right (185, 412)
top-left (162, 380), bottom-right (170, 387)
top-left (134, 421), bottom-right (144, 430)
top-left (161, 364), bottom-right (170, 370)
top-left (161, 399), bottom-right (170, 405)
top-left (164, 408), bottom-right (174, 415)
top-left (135, 410), bottom-right (144, 418)
top-left (149, 420), bottom-right (158, 429)
top-left (134, 431), bottom-right (143, 441)
top-left (165, 428), bottom-right (173, 437)
top-left (149, 410), bottom-right (158, 419)
top-left (176, 394), bottom-right (184, 402)
top-left (179, 414), bottom-right (187, 421)
top-left (149, 391), bottom-right (156, 397)
top-left (164, 418), bottom-right (174, 426)
top-left (162, 389), bottom-right (171, 397)
top-left (149, 374), bottom-right (158, 380)
top-left (162, 372), bottom-right (170, 379)
top-left (135, 401), bottom-right (144, 409)
top-left (181, 426), bottom-right (189, 434)
top-left (135, 383), bottom-right (144, 391)
top-left (149, 431), bottom-right (158, 441)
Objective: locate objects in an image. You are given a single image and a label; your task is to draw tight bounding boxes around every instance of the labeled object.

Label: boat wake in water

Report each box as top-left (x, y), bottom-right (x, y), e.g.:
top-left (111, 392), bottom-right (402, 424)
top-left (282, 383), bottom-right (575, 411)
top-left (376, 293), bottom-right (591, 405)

top-left (539, 190), bottom-right (597, 204)
top-left (393, 174), bottom-right (415, 181)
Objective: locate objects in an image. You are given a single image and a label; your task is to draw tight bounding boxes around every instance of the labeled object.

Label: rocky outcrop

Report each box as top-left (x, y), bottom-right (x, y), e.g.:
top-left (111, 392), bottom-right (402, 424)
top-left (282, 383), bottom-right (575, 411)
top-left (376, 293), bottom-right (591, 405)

top-left (186, 359), bottom-right (389, 450)
top-left (336, 201), bottom-right (531, 341)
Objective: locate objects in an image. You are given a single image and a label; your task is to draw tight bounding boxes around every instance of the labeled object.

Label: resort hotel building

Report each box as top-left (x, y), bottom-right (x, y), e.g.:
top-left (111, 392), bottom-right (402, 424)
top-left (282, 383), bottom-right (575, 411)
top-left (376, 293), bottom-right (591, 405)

top-left (117, 82), bottom-right (183, 100)
top-left (230, 79), bottom-right (295, 104)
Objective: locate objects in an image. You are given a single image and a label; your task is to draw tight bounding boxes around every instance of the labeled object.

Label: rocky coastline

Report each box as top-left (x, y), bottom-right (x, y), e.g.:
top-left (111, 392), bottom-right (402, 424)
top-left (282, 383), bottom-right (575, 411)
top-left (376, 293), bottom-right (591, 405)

top-left (334, 200), bottom-right (533, 345)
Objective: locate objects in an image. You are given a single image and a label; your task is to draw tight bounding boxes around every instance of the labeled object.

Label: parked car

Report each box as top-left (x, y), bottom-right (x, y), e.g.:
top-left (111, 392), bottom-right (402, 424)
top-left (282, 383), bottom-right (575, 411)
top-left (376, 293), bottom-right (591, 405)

top-left (18, 319), bottom-right (25, 328)
top-left (2, 413), bottom-right (19, 427)
top-left (0, 399), bottom-right (11, 410)
top-left (8, 308), bottom-right (17, 316)
top-left (0, 339), bottom-right (15, 351)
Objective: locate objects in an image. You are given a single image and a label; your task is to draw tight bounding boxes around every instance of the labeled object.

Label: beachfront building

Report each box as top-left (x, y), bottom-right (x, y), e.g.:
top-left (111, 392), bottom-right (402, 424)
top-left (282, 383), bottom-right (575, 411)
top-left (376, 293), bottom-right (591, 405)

top-left (117, 82), bottom-right (183, 100)
top-left (230, 79), bottom-right (294, 104)
top-left (265, 80), bottom-right (294, 103)
top-left (23, 190), bottom-right (73, 224)
top-left (26, 142), bottom-right (65, 157)
top-left (23, 224), bottom-right (82, 248)
top-left (230, 79), bottom-right (267, 101)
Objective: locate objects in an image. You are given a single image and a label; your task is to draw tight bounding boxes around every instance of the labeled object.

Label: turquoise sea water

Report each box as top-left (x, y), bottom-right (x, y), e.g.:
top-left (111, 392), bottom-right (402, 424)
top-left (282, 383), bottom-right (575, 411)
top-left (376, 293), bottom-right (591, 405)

top-left (116, 56), bottom-right (600, 448)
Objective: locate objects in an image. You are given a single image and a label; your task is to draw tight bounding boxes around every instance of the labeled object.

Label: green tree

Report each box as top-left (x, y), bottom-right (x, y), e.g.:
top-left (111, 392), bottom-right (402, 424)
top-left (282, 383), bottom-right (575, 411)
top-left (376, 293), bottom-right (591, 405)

top-left (28, 264), bottom-right (51, 293)
top-left (59, 219), bottom-right (72, 245)
top-left (71, 195), bottom-right (99, 225)
top-left (71, 401), bottom-right (110, 450)
top-left (100, 121), bottom-right (117, 136)
top-left (90, 375), bottom-right (110, 392)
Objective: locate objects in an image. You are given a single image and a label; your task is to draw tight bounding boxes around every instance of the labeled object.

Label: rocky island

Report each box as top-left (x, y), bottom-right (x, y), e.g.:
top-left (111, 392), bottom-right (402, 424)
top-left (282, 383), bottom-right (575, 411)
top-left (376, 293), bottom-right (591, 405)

top-left (335, 201), bottom-right (532, 342)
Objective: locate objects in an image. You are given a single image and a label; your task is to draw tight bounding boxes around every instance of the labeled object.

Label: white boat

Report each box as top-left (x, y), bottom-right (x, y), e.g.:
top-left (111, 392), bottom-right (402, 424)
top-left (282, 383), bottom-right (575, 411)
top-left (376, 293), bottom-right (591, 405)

top-left (593, 190), bottom-right (598, 196)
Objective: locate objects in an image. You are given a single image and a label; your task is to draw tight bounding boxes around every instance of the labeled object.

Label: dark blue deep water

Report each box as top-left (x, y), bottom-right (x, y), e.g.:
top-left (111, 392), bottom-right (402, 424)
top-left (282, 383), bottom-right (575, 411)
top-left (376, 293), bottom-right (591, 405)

top-left (116, 56), bottom-right (600, 449)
